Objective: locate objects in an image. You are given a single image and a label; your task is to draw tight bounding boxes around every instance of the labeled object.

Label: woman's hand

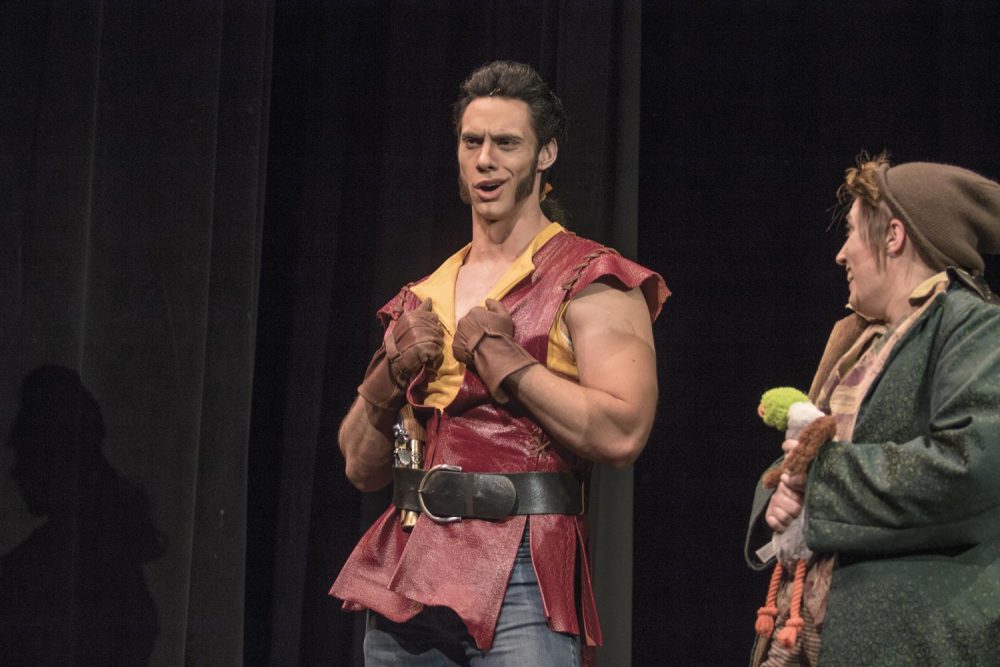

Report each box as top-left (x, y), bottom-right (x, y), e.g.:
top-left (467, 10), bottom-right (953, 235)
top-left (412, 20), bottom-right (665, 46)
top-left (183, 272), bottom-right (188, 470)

top-left (766, 472), bottom-right (807, 533)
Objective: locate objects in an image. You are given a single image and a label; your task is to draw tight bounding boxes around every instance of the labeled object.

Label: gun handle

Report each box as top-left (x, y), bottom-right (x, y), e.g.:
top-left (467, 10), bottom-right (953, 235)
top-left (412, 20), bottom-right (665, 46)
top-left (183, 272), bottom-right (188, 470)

top-left (399, 405), bottom-right (425, 441)
top-left (399, 405), bottom-right (425, 531)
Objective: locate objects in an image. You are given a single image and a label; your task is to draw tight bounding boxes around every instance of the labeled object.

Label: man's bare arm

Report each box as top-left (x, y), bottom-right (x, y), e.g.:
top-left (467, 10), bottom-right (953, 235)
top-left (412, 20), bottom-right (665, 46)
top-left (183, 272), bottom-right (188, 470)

top-left (338, 397), bottom-right (396, 491)
top-left (339, 298), bottom-right (444, 492)
top-left (505, 282), bottom-right (658, 467)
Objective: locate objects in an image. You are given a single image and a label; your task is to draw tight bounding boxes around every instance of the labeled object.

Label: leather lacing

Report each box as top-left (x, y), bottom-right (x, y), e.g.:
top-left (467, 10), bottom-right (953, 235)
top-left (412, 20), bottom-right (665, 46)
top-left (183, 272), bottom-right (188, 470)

top-left (560, 248), bottom-right (619, 295)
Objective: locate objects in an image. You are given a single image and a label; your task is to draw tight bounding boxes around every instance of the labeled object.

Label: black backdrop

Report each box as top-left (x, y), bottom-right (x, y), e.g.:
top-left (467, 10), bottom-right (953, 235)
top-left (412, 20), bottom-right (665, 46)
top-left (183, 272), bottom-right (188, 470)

top-left (4, 1), bottom-right (1000, 666)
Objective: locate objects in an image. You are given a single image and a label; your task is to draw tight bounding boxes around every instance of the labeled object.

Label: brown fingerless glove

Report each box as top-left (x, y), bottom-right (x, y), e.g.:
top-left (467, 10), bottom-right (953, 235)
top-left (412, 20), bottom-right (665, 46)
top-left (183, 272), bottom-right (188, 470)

top-left (358, 299), bottom-right (444, 409)
top-left (453, 298), bottom-right (537, 404)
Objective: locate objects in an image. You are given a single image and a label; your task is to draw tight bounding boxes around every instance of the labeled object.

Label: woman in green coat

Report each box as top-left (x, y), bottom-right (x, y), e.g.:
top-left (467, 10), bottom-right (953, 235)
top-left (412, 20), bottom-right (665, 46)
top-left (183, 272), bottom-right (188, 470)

top-left (747, 154), bottom-right (1000, 666)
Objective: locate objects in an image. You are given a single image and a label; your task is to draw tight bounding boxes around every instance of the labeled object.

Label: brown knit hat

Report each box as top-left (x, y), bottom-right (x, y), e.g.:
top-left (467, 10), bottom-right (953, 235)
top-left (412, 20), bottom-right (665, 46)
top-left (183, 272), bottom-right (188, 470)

top-left (874, 162), bottom-right (1000, 273)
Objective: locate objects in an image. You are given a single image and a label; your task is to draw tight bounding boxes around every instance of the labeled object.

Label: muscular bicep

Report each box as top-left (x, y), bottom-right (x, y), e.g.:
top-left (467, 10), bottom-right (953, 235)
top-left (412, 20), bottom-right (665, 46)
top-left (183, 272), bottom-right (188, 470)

top-left (564, 281), bottom-right (658, 417)
top-left (502, 281), bottom-right (659, 466)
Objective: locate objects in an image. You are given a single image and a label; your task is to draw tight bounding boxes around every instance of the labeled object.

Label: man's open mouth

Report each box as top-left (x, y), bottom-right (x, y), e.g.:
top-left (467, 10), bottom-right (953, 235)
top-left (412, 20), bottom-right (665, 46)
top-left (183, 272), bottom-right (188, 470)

top-left (476, 180), bottom-right (504, 192)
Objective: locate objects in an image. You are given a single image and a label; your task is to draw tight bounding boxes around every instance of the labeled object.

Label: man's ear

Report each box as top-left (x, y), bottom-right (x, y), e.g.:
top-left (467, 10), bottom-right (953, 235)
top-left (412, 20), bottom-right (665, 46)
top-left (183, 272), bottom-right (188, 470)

top-left (537, 138), bottom-right (558, 172)
top-left (886, 218), bottom-right (907, 257)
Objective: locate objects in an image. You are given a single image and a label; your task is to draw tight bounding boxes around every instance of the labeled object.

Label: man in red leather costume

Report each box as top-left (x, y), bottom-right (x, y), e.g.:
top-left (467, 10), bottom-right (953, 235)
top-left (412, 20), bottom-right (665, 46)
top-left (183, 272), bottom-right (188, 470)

top-left (330, 60), bottom-right (668, 665)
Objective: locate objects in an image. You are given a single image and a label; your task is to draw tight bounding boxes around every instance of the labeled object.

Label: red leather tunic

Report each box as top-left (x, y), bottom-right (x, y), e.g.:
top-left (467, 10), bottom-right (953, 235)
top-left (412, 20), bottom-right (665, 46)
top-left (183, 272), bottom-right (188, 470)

top-left (330, 231), bottom-right (667, 650)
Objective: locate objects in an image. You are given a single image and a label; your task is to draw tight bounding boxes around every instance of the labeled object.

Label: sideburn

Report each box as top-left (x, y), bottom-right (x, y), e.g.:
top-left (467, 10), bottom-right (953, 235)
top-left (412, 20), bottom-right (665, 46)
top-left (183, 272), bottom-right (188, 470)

top-left (513, 153), bottom-right (540, 203)
top-left (458, 173), bottom-right (471, 204)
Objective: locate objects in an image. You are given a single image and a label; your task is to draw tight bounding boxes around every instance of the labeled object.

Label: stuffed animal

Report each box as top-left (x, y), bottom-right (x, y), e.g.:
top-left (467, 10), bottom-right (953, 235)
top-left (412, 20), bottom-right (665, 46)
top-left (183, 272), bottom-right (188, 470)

top-left (754, 387), bottom-right (838, 649)
top-left (757, 387), bottom-right (836, 496)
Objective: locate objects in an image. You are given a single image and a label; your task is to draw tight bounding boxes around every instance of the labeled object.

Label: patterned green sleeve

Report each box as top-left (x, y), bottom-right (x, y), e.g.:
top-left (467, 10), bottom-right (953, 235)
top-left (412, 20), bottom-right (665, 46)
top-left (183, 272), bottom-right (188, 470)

top-left (805, 295), bottom-right (1000, 556)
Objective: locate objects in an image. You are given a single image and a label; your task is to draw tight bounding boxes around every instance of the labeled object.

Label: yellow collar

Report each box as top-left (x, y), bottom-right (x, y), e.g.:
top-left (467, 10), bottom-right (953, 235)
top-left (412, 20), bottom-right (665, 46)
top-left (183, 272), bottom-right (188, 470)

top-left (410, 223), bottom-right (565, 331)
top-left (907, 271), bottom-right (949, 305)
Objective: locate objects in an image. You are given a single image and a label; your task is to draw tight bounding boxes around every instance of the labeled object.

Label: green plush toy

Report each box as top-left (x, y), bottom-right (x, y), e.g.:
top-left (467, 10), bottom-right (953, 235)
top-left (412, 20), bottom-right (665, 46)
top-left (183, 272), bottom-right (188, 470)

top-left (758, 387), bottom-right (811, 432)
top-left (757, 386), bottom-right (832, 489)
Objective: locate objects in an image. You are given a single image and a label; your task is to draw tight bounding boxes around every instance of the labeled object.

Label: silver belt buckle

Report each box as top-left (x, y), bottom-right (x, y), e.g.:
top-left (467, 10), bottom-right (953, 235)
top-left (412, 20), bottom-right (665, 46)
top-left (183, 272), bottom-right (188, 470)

top-left (417, 464), bottom-right (462, 524)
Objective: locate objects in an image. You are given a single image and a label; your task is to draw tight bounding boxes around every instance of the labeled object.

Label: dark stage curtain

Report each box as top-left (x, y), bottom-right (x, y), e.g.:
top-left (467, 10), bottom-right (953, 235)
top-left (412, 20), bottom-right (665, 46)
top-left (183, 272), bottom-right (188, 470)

top-left (250, 1), bottom-right (643, 665)
top-left (7, 2), bottom-right (1000, 666)
top-left (0, 1), bottom-right (272, 664)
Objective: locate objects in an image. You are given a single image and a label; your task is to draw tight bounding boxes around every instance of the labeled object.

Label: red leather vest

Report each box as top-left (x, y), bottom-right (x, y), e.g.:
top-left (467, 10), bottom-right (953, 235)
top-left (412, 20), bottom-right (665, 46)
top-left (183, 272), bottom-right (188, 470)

top-left (330, 231), bottom-right (667, 650)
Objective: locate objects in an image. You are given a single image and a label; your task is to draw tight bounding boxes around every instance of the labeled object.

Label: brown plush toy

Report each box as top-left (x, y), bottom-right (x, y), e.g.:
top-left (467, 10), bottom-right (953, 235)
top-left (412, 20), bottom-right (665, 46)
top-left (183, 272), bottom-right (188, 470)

top-left (757, 387), bottom-right (838, 490)
top-left (754, 387), bottom-right (838, 649)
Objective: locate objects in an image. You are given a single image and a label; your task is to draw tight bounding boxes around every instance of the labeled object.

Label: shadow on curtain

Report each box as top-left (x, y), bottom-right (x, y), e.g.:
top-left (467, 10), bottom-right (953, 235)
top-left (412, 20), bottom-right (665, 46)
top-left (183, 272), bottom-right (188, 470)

top-left (0, 1), bottom-right (272, 664)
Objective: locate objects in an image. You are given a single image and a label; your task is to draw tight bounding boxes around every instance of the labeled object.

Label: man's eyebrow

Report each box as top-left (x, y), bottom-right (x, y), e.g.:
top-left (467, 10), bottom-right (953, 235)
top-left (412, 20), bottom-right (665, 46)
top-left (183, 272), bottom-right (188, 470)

top-left (459, 131), bottom-right (523, 143)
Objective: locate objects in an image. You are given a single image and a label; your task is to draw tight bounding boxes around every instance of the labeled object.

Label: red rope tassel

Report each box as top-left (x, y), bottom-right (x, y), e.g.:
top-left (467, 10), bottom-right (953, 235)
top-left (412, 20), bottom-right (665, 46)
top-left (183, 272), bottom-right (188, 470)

top-left (776, 559), bottom-right (807, 648)
top-left (755, 561), bottom-right (783, 638)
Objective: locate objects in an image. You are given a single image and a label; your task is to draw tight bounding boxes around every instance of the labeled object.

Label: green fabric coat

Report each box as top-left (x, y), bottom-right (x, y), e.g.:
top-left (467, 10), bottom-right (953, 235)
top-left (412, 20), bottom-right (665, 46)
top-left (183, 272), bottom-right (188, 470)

top-left (746, 277), bottom-right (1000, 666)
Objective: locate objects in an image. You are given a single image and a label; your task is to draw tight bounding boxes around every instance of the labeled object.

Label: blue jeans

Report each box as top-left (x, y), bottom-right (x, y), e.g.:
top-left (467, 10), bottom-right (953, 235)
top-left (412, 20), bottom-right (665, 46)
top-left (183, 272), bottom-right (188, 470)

top-left (363, 532), bottom-right (580, 666)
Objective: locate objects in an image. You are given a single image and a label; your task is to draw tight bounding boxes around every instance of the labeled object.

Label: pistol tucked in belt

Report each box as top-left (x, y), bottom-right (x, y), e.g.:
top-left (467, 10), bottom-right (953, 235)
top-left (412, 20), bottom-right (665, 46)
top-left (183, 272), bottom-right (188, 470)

top-left (392, 465), bottom-right (585, 523)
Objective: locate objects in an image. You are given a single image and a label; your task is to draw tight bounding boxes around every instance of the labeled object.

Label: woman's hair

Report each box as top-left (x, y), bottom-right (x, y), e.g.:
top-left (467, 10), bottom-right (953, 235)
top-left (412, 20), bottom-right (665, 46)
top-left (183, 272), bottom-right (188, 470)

top-left (837, 151), bottom-right (895, 269)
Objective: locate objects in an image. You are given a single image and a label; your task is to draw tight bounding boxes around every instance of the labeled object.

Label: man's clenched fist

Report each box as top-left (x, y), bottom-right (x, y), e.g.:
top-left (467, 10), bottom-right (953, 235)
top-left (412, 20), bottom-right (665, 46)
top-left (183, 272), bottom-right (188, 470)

top-left (453, 299), bottom-right (537, 403)
top-left (358, 299), bottom-right (443, 409)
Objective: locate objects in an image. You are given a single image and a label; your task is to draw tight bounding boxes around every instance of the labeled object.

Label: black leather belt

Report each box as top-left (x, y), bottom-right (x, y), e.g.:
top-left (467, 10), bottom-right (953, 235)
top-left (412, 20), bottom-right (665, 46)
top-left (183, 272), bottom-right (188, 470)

top-left (392, 466), bottom-right (585, 523)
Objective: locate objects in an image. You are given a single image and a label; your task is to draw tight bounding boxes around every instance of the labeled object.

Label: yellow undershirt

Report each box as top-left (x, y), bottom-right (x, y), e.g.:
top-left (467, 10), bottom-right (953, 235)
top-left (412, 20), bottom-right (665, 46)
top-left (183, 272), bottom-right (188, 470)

top-left (409, 223), bottom-right (578, 409)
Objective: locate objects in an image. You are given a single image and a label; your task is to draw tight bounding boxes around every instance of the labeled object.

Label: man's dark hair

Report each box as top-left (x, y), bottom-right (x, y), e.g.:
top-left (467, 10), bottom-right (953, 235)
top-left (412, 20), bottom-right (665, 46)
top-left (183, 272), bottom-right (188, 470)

top-left (453, 61), bottom-right (569, 221)
top-left (453, 60), bottom-right (567, 149)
